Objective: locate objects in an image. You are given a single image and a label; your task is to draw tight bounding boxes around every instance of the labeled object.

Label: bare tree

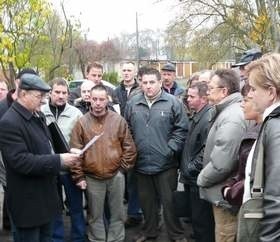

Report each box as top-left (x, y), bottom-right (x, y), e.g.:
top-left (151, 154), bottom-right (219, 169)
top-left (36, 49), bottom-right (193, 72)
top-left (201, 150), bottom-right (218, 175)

top-left (166, 0), bottom-right (280, 61)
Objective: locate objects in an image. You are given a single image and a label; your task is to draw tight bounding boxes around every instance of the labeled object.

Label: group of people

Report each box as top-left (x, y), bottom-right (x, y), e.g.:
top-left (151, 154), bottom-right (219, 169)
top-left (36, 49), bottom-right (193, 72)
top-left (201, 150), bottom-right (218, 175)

top-left (0, 49), bottom-right (280, 242)
top-left (181, 50), bottom-right (280, 242)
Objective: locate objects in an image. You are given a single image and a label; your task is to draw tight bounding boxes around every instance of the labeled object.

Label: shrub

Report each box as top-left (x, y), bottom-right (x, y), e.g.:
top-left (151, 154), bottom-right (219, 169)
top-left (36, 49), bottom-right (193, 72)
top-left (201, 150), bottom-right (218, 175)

top-left (102, 71), bottom-right (119, 85)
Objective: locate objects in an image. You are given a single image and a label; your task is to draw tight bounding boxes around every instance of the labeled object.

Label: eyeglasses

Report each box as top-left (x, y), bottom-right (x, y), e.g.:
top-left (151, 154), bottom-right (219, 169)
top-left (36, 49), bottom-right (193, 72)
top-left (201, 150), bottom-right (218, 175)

top-left (28, 91), bottom-right (48, 100)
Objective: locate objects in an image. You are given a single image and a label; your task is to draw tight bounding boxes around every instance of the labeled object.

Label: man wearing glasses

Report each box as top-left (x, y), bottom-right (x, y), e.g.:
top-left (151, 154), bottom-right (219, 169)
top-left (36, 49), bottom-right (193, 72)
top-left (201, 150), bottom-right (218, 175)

top-left (197, 69), bottom-right (247, 242)
top-left (0, 74), bottom-right (79, 242)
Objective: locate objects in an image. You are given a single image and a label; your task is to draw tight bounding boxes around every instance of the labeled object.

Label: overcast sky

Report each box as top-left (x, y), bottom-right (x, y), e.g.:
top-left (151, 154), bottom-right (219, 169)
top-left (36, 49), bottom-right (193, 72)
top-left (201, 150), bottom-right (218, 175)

top-left (50, 0), bottom-right (176, 42)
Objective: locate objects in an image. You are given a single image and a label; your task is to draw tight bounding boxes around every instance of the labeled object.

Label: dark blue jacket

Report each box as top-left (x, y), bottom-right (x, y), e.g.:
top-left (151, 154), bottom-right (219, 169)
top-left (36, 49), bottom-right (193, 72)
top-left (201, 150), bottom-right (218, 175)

top-left (125, 91), bottom-right (189, 174)
top-left (163, 81), bottom-right (184, 97)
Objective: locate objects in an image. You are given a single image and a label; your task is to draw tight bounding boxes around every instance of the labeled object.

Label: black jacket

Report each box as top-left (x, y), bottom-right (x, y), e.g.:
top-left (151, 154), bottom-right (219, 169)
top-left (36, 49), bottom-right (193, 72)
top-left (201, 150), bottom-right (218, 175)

top-left (114, 80), bottom-right (139, 116)
top-left (0, 101), bottom-right (61, 228)
top-left (0, 89), bottom-right (15, 186)
top-left (0, 89), bottom-right (15, 118)
top-left (180, 105), bottom-right (211, 185)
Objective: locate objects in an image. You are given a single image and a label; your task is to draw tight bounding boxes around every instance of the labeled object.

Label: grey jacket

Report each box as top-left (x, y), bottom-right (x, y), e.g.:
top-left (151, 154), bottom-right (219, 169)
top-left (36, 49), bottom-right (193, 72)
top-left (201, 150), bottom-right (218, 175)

top-left (255, 106), bottom-right (280, 241)
top-left (125, 91), bottom-right (189, 174)
top-left (41, 102), bottom-right (82, 143)
top-left (197, 92), bottom-right (247, 209)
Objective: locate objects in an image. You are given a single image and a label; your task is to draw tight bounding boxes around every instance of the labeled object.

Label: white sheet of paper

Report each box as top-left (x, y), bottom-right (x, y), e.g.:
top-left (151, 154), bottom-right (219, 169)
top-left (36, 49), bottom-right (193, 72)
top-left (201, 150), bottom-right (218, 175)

top-left (80, 132), bottom-right (103, 155)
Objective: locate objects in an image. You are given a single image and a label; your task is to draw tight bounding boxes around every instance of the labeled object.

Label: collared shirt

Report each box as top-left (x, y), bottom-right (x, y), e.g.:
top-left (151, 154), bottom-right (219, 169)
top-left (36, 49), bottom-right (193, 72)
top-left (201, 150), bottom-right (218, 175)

top-left (144, 90), bottom-right (162, 108)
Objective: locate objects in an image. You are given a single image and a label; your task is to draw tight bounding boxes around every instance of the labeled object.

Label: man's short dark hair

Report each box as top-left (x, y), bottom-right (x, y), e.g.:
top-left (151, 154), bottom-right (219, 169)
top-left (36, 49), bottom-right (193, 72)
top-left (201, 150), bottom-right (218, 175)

top-left (137, 66), bottom-right (150, 79)
top-left (213, 69), bottom-right (240, 94)
top-left (190, 82), bottom-right (208, 97)
top-left (142, 68), bottom-right (161, 81)
top-left (49, 78), bottom-right (69, 93)
top-left (86, 62), bottom-right (103, 73)
top-left (241, 83), bottom-right (251, 97)
top-left (187, 72), bottom-right (200, 87)
top-left (91, 84), bottom-right (108, 95)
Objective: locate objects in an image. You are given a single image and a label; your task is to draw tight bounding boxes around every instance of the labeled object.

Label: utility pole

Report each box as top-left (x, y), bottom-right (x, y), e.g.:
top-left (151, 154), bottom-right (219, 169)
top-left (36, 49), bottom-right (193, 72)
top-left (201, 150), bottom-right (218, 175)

top-left (136, 12), bottom-right (140, 70)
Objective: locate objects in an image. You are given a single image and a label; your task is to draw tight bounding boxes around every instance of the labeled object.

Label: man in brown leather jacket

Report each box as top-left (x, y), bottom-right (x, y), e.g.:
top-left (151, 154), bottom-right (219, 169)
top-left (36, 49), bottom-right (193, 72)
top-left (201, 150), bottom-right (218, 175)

top-left (70, 84), bottom-right (137, 242)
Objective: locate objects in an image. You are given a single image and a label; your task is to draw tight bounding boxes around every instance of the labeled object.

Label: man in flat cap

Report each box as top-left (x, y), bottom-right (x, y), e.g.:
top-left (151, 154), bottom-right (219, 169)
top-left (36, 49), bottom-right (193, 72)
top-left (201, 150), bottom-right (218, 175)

top-left (0, 68), bottom-right (38, 118)
top-left (0, 68), bottom-right (38, 236)
top-left (231, 49), bottom-right (262, 87)
top-left (0, 73), bottom-right (80, 242)
top-left (161, 63), bottom-right (184, 98)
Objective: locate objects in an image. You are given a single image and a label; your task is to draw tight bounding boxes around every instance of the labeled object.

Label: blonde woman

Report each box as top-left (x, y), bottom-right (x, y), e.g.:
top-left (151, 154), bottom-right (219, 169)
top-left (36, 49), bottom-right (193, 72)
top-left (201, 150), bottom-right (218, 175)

top-left (244, 53), bottom-right (280, 241)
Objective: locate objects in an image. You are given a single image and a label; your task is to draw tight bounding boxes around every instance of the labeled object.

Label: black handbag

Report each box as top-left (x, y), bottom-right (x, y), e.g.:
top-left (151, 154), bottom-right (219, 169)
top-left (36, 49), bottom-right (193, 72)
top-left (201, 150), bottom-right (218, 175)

top-left (237, 128), bottom-right (264, 242)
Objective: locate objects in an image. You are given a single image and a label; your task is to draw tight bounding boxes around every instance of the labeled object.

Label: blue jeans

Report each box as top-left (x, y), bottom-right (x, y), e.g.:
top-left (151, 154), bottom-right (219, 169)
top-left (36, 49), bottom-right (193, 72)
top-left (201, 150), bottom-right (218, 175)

top-left (52, 173), bottom-right (85, 242)
top-left (16, 222), bottom-right (52, 242)
top-left (127, 169), bottom-right (142, 219)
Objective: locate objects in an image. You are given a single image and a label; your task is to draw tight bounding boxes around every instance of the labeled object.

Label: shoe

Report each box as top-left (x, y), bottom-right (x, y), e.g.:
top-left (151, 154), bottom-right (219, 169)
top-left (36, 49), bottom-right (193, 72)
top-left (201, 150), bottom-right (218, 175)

top-left (133, 234), bottom-right (157, 242)
top-left (125, 217), bottom-right (143, 228)
top-left (190, 233), bottom-right (195, 239)
top-left (182, 217), bottom-right (191, 223)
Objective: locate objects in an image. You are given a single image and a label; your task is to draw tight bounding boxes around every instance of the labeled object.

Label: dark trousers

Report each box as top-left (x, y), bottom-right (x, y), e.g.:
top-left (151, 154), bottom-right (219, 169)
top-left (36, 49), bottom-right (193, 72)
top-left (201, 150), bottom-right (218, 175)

top-left (3, 189), bottom-right (10, 229)
top-left (3, 186), bottom-right (19, 242)
top-left (16, 222), bottom-right (52, 242)
top-left (184, 184), bottom-right (215, 242)
top-left (136, 168), bottom-right (185, 240)
top-left (127, 169), bottom-right (142, 219)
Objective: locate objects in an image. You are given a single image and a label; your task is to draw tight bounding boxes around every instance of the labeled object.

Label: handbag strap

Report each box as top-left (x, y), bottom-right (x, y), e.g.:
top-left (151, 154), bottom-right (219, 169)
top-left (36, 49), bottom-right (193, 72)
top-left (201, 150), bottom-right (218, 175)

top-left (251, 107), bottom-right (280, 198)
top-left (251, 130), bottom-right (264, 198)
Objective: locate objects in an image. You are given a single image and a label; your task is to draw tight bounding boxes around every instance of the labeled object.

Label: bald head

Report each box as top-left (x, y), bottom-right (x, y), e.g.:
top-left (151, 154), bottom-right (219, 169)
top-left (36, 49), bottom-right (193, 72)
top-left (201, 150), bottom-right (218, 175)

top-left (81, 80), bottom-right (95, 102)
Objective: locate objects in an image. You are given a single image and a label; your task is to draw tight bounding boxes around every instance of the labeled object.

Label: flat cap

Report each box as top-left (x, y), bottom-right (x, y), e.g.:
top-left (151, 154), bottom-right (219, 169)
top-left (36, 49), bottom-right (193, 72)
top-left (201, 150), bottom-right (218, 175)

top-left (19, 73), bottom-right (51, 92)
top-left (231, 49), bottom-right (262, 68)
top-left (161, 63), bottom-right (176, 72)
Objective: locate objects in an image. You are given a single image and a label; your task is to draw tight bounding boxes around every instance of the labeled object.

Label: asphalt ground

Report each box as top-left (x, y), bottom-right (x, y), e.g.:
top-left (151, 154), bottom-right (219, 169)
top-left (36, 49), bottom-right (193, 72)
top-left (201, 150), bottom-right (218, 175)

top-left (0, 187), bottom-right (194, 242)
top-left (0, 211), bottom-right (194, 242)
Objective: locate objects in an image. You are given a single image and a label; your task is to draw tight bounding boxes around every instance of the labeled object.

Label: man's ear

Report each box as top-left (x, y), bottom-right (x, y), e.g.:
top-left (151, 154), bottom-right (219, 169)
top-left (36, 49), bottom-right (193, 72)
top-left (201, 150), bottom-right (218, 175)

top-left (159, 79), bottom-right (163, 87)
top-left (222, 87), bottom-right (229, 97)
top-left (201, 95), bottom-right (208, 104)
